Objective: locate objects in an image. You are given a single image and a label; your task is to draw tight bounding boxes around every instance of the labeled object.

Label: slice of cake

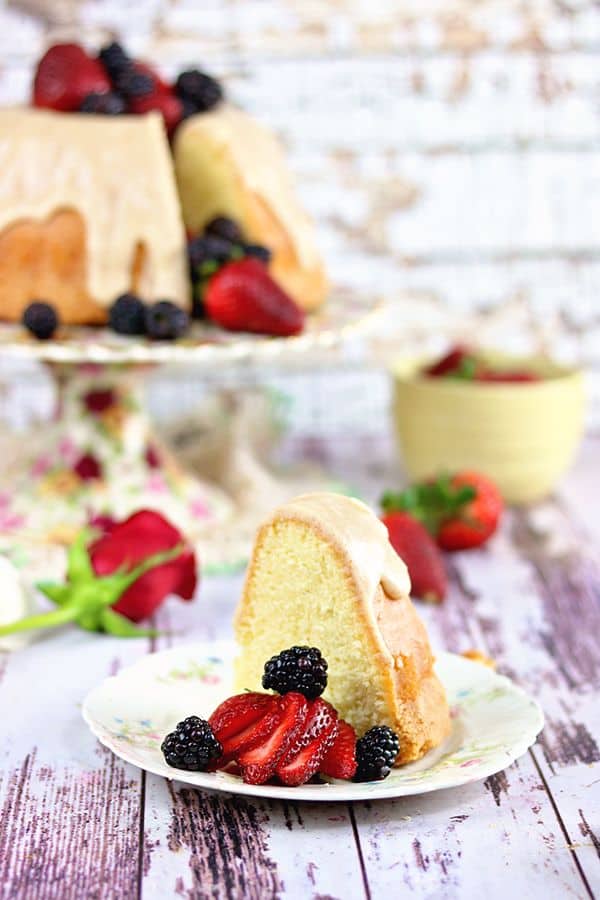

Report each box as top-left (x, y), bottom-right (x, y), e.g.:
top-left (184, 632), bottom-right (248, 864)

top-left (0, 108), bottom-right (189, 324)
top-left (173, 105), bottom-right (328, 313)
top-left (234, 492), bottom-right (450, 765)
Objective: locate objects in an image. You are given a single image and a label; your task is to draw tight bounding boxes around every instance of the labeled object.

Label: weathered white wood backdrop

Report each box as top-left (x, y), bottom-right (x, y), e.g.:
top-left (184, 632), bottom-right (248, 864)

top-left (0, 0), bottom-right (599, 429)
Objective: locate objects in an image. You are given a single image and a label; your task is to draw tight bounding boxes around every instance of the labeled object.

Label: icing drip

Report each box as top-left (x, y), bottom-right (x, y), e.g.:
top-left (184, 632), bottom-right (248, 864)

top-left (0, 108), bottom-right (189, 307)
top-left (271, 492), bottom-right (412, 605)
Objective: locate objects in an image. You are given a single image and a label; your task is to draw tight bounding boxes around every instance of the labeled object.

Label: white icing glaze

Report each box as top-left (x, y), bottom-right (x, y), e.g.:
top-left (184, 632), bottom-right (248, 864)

top-left (177, 105), bottom-right (320, 271)
top-left (271, 492), bottom-right (411, 604)
top-left (0, 108), bottom-right (189, 307)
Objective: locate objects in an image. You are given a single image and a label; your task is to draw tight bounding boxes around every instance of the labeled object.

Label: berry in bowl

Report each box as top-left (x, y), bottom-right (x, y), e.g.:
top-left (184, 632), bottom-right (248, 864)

top-left (391, 346), bottom-right (586, 504)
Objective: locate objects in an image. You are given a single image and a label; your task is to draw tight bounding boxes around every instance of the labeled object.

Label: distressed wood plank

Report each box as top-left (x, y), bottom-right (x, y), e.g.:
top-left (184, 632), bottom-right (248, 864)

top-left (0, 629), bottom-right (149, 900)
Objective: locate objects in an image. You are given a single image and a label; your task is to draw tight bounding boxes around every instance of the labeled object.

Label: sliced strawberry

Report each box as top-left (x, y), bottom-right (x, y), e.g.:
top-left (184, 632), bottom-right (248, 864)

top-left (210, 694), bottom-right (280, 759)
top-left (33, 43), bottom-right (111, 111)
top-left (204, 258), bottom-right (305, 337)
top-left (238, 692), bottom-right (309, 784)
top-left (209, 692), bottom-right (273, 741)
top-left (276, 698), bottom-right (339, 787)
top-left (319, 720), bottom-right (357, 780)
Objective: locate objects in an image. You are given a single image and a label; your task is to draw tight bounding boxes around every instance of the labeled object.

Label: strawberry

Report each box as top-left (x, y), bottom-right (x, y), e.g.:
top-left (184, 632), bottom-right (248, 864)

top-left (204, 258), bottom-right (305, 336)
top-left (208, 691), bottom-right (273, 742)
top-left (382, 471), bottom-right (503, 554)
top-left (33, 44), bottom-right (111, 111)
top-left (319, 720), bottom-right (357, 780)
top-left (436, 471), bottom-right (503, 551)
top-left (209, 692), bottom-right (279, 759)
top-left (380, 511), bottom-right (447, 602)
top-left (129, 91), bottom-right (184, 135)
top-left (424, 345), bottom-right (475, 379)
top-left (276, 698), bottom-right (339, 786)
top-left (238, 692), bottom-right (309, 784)
top-left (476, 369), bottom-right (539, 383)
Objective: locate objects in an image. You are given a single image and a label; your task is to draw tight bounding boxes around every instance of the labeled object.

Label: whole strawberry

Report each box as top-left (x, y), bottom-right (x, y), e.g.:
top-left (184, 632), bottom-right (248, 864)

top-left (204, 258), bottom-right (305, 336)
top-left (380, 510), bottom-right (447, 602)
top-left (33, 44), bottom-right (111, 111)
top-left (436, 472), bottom-right (503, 551)
top-left (382, 470), bottom-right (503, 553)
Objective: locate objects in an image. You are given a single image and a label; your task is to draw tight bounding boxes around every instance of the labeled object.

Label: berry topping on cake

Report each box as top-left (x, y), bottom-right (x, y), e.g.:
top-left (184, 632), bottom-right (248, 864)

top-left (204, 258), bottom-right (305, 336)
top-left (109, 293), bottom-right (146, 335)
top-left (380, 510), bottom-right (447, 603)
top-left (145, 301), bottom-right (190, 341)
top-left (262, 646), bottom-right (328, 699)
top-left (175, 69), bottom-right (223, 112)
top-left (242, 243), bottom-right (272, 264)
top-left (79, 91), bottom-right (127, 115)
top-left (237, 692), bottom-right (309, 784)
top-left (320, 720), bottom-right (358, 780)
top-left (98, 42), bottom-right (131, 81)
top-left (22, 301), bottom-right (59, 340)
top-left (161, 716), bottom-right (223, 771)
top-left (33, 43), bottom-right (111, 112)
top-left (275, 697), bottom-right (339, 786)
top-left (204, 216), bottom-right (243, 244)
top-left (188, 236), bottom-right (237, 274)
top-left (130, 92), bottom-right (184, 135)
top-left (354, 726), bottom-right (400, 782)
top-left (114, 69), bottom-right (154, 100)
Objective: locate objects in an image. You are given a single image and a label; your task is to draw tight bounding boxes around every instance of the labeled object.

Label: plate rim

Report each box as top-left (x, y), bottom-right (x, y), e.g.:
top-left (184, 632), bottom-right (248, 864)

top-left (82, 642), bottom-right (544, 803)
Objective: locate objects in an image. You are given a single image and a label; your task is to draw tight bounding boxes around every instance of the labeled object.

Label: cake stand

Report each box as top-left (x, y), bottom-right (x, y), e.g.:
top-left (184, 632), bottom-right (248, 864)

top-left (0, 293), bottom-right (384, 576)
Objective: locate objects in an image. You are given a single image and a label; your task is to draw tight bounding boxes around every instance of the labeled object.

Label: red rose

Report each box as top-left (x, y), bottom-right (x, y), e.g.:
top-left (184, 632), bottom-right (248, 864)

top-left (89, 510), bottom-right (197, 622)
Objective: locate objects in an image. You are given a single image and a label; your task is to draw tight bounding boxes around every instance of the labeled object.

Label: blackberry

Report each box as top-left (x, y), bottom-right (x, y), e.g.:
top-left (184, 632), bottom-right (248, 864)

top-left (161, 716), bottom-right (222, 771)
top-left (353, 726), bottom-right (400, 782)
top-left (114, 69), bottom-right (154, 99)
top-left (109, 293), bottom-right (146, 335)
top-left (262, 646), bottom-right (328, 699)
top-left (188, 235), bottom-right (234, 275)
top-left (180, 97), bottom-right (199, 121)
top-left (243, 243), bottom-right (271, 265)
top-left (145, 300), bottom-right (190, 340)
top-left (79, 91), bottom-right (127, 115)
top-left (204, 216), bottom-right (243, 244)
top-left (22, 301), bottom-right (58, 340)
top-left (175, 69), bottom-right (223, 112)
top-left (98, 42), bottom-right (131, 81)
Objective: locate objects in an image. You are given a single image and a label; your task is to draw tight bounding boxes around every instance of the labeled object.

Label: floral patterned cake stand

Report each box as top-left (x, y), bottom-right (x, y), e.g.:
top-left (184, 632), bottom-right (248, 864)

top-left (0, 293), bottom-right (384, 575)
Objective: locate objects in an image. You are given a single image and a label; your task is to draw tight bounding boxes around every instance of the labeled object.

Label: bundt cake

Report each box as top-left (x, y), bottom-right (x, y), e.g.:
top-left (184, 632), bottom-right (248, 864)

top-left (234, 492), bottom-right (450, 765)
top-left (0, 108), bottom-right (189, 324)
top-left (173, 105), bottom-right (328, 312)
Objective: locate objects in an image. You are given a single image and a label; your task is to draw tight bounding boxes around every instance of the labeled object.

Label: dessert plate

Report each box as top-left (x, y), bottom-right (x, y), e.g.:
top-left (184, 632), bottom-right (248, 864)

top-left (82, 641), bottom-right (543, 802)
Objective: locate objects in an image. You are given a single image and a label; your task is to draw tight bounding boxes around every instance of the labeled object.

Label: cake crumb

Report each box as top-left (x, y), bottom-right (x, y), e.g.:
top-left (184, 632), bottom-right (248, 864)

top-left (462, 649), bottom-right (496, 669)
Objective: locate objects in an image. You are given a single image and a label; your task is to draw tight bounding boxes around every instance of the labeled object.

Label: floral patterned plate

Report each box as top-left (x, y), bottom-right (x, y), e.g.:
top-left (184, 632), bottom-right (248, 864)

top-left (82, 642), bottom-right (544, 802)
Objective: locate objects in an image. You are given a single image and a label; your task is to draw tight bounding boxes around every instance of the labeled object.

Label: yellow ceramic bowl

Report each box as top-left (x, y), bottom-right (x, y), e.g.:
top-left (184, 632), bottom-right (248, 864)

top-left (391, 353), bottom-right (586, 505)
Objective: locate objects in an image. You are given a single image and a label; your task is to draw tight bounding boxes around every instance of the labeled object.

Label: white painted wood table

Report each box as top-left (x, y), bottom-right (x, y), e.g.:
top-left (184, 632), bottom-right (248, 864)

top-left (1, 434), bottom-right (599, 900)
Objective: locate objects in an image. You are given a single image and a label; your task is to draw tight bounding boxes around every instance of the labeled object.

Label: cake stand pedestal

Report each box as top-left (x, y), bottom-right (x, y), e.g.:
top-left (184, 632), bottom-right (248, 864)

top-left (0, 294), bottom-right (384, 574)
